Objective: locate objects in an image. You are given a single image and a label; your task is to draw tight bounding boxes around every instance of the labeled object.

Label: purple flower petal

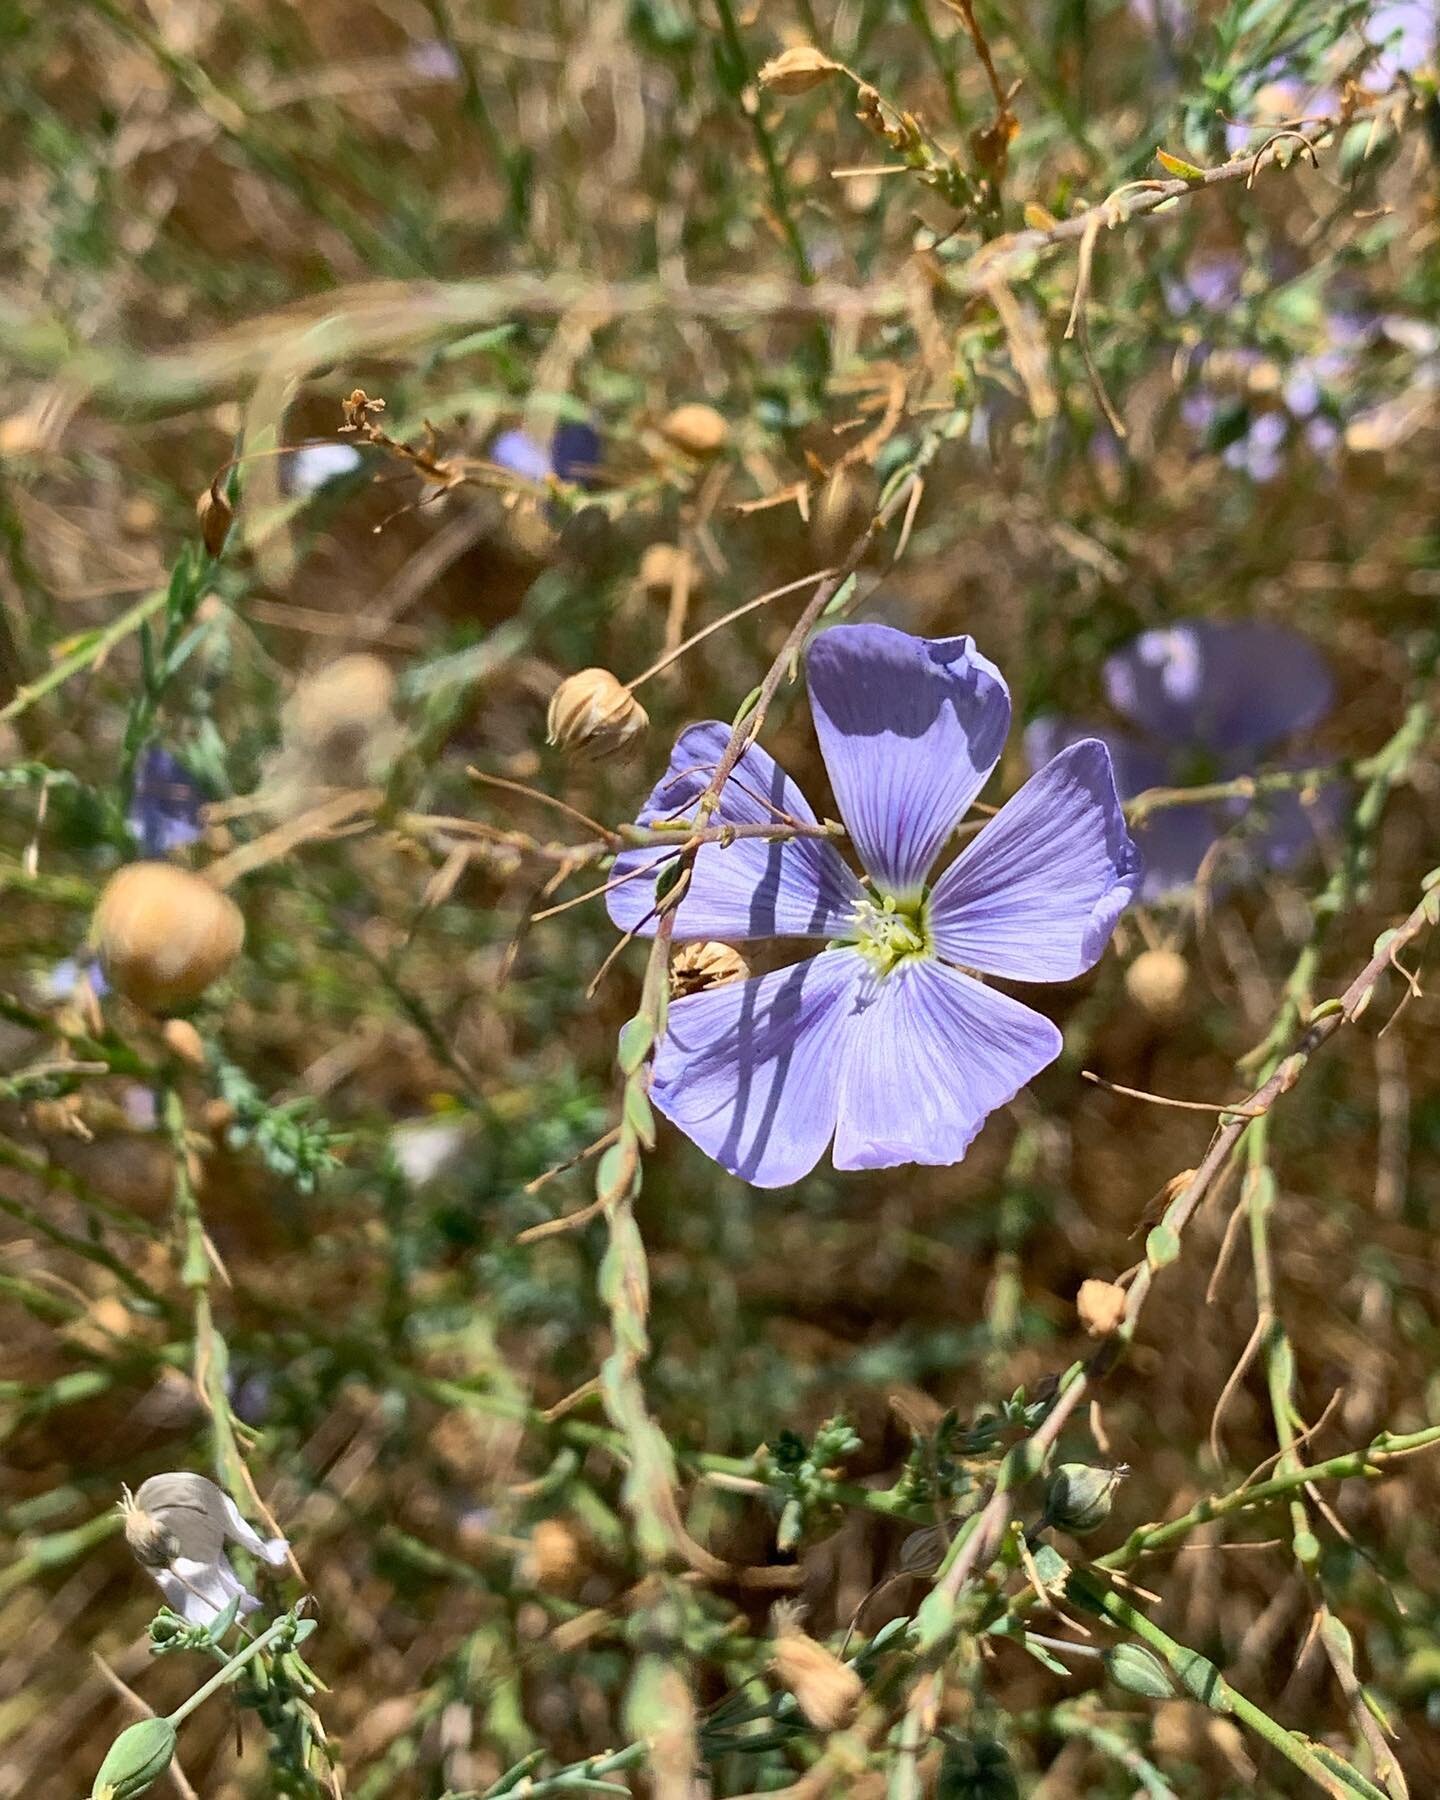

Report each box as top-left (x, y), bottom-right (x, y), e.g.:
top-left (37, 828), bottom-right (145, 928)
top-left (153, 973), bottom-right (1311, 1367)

top-left (128, 747), bottom-right (207, 857)
top-left (1023, 716), bottom-right (1169, 802)
top-left (651, 949), bottom-right (866, 1187)
top-left (806, 624), bottom-right (1010, 898)
top-left (490, 428), bottom-right (552, 482)
top-left (929, 740), bottom-right (1141, 980)
top-left (550, 420), bottom-right (603, 487)
top-left (606, 723), bottom-right (863, 941)
top-left (1133, 806), bottom-right (1222, 901)
top-left (1104, 621), bottom-right (1333, 757)
top-left (832, 961), bottom-right (1061, 1170)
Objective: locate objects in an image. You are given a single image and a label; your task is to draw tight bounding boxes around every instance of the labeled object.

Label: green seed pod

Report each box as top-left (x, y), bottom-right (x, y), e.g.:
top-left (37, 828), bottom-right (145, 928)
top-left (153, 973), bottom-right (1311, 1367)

top-left (1104, 1642), bottom-right (1176, 1701)
top-left (937, 1735), bottom-right (1020, 1800)
top-left (1045, 1462), bottom-right (1120, 1534)
top-left (91, 1716), bottom-right (178, 1799)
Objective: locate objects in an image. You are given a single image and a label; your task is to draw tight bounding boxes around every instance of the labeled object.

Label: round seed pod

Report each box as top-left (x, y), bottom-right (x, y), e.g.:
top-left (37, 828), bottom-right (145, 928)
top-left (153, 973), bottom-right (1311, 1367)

top-left (1125, 946), bottom-right (1189, 1021)
top-left (671, 941), bottom-right (750, 997)
top-left (1075, 1276), bottom-right (1127, 1337)
top-left (92, 864), bottom-right (244, 1012)
top-left (546, 668), bottom-right (648, 759)
top-left (659, 403), bottom-right (729, 457)
top-left (1045, 1461), bottom-right (1121, 1534)
top-left (284, 653), bottom-right (395, 755)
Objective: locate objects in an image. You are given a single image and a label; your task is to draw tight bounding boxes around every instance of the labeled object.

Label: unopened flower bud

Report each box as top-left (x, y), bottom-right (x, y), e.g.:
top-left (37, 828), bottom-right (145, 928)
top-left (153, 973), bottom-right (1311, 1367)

top-left (771, 1603), bottom-right (862, 1731)
top-left (758, 45), bottom-right (842, 96)
top-left (92, 864), bottom-right (244, 1012)
top-left (1103, 1642), bottom-right (1175, 1700)
top-left (671, 941), bottom-right (750, 997)
top-left (659, 403), bottom-right (729, 457)
top-left (1125, 947), bottom-right (1189, 1021)
top-left (1045, 1462), bottom-right (1123, 1535)
top-left (546, 668), bottom-right (648, 759)
top-left (638, 541), bottom-right (701, 595)
top-left (195, 480), bottom-right (232, 557)
top-left (91, 1716), bottom-right (178, 1800)
top-left (1076, 1277), bottom-right (1127, 1338)
top-left (810, 464), bottom-right (875, 559)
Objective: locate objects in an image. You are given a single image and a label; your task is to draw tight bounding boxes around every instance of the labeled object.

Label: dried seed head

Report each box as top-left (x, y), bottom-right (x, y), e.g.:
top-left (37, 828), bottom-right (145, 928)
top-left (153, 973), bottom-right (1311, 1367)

top-left (1125, 947), bottom-right (1189, 1020)
top-left (92, 864), bottom-right (244, 1013)
top-left (195, 480), bottom-right (233, 557)
top-left (659, 403), bottom-right (729, 458)
top-left (771, 1603), bottom-right (863, 1731)
top-left (758, 45), bottom-right (842, 97)
top-left (637, 541), bottom-right (700, 594)
top-left (546, 667), bottom-right (648, 759)
top-left (671, 941), bottom-right (750, 997)
top-left (1075, 1277), bottom-right (1127, 1338)
top-left (282, 653), bottom-right (398, 782)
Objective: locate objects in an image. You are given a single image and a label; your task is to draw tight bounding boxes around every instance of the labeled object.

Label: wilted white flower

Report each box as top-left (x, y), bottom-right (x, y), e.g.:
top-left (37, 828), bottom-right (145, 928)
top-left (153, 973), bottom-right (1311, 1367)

top-left (120, 1473), bottom-right (288, 1626)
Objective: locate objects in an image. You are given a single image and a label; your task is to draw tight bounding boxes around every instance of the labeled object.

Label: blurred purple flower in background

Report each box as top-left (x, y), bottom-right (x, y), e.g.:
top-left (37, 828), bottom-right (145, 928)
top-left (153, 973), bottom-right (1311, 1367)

top-left (128, 746), bottom-right (207, 857)
top-left (491, 420), bottom-right (603, 488)
top-left (1026, 621), bottom-right (1340, 903)
top-left (608, 624), bottom-right (1140, 1187)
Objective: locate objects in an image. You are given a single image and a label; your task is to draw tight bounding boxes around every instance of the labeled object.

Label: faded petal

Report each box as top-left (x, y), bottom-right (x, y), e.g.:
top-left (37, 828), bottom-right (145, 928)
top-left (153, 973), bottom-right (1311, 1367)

top-left (930, 740), bottom-right (1141, 980)
top-left (220, 1494), bottom-right (289, 1566)
top-left (153, 1555), bottom-right (258, 1626)
top-left (490, 428), bottom-right (551, 481)
top-left (1104, 621), bottom-right (1333, 756)
top-left (807, 624), bottom-right (1010, 898)
top-left (833, 961), bottom-right (1061, 1170)
top-left (606, 723), bottom-right (863, 941)
top-left (651, 949), bottom-right (866, 1187)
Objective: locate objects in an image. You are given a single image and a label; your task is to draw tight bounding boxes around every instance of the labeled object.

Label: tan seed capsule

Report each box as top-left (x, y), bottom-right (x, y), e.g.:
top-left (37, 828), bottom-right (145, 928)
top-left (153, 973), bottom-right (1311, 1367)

top-left (659, 403), bottom-right (729, 458)
top-left (284, 653), bottom-right (396, 755)
top-left (758, 45), bottom-right (842, 96)
top-left (1125, 947), bottom-right (1189, 1021)
top-left (771, 1604), bottom-right (862, 1731)
top-left (92, 864), bottom-right (244, 1012)
top-left (160, 1018), bottom-right (207, 1068)
top-left (1076, 1277), bottom-right (1127, 1338)
top-left (195, 480), bottom-right (233, 557)
top-left (637, 541), bottom-right (700, 595)
top-left (520, 1518), bottom-right (582, 1590)
top-left (671, 941), bottom-right (750, 998)
top-left (546, 668), bottom-right (648, 759)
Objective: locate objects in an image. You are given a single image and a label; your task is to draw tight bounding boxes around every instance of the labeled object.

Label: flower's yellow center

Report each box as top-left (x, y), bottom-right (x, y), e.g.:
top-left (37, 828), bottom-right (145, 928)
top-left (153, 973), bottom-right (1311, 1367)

top-left (850, 893), bottom-right (931, 976)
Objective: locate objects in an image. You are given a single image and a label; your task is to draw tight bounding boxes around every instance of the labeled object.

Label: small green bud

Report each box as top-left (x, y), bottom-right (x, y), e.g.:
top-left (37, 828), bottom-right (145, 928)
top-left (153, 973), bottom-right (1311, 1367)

top-left (1103, 1643), bottom-right (1175, 1700)
top-left (1044, 1462), bottom-right (1122, 1534)
top-left (91, 1717), bottom-right (178, 1799)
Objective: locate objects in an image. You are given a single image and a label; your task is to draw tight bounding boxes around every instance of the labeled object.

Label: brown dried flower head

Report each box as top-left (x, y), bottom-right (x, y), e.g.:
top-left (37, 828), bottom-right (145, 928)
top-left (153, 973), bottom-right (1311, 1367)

top-left (671, 941), bottom-right (750, 998)
top-left (659, 403), bottom-right (729, 458)
top-left (770, 1602), bottom-right (863, 1732)
top-left (758, 46), bottom-right (842, 97)
top-left (92, 864), bottom-right (244, 1013)
top-left (546, 667), bottom-right (648, 759)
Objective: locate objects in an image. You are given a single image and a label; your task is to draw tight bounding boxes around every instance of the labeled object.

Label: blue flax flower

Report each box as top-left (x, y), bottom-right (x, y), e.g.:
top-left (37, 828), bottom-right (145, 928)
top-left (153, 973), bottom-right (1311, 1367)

top-left (607, 624), bottom-right (1141, 1188)
top-left (490, 420), bottom-right (603, 488)
top-left (128, 746), bottom-right (207, 857)
top-left (1026, 620), bottom-right (1339, 903)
